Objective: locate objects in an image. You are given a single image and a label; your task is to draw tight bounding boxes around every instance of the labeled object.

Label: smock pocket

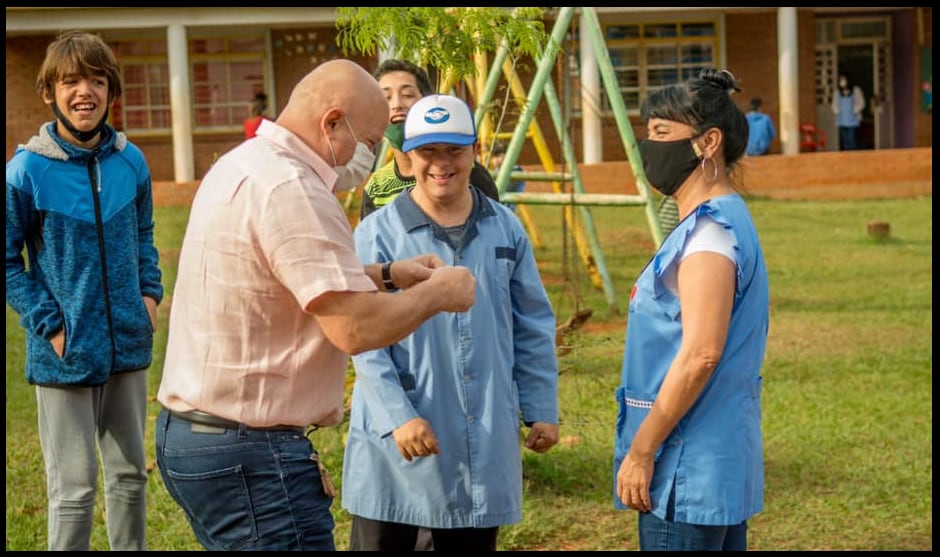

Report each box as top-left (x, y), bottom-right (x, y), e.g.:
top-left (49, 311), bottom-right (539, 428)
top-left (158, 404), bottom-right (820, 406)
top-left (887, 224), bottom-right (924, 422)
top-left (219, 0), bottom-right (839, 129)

top-left (163, 464), bottom-right (258, 549)
top-left (492, 245), bottom-right (515, 304)
top-left (613, 387), bottom-right (662, 463)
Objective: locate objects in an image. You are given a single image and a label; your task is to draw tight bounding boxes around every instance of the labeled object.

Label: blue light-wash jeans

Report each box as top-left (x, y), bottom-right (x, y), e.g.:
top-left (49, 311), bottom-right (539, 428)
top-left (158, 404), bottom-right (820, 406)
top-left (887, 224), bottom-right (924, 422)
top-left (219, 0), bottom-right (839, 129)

top-left (36, 370), bottom-right (149, 551)
top-left (155, 408), bottom-right (335, 550)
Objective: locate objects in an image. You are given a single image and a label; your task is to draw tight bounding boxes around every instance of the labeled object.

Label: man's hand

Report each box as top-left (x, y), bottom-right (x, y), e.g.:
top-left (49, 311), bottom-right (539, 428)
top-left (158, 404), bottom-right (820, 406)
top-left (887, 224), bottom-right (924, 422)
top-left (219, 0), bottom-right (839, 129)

top-left (391, 254), bottom-right (446, 290)
top-left (424, 265), bottom-right (475, 312)
top-left (524, 422), bottom-right (560, 453)
top-left (392, 417), bottom-right (440, 462)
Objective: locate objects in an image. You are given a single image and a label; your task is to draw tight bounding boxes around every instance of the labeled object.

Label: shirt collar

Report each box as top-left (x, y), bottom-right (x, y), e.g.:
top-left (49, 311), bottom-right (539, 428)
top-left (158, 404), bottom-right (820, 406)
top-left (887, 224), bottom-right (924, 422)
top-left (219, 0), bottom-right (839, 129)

top-left (394, 184), bottom-right (497, 234)
top-left (254, 118), bottom-right (337, 188)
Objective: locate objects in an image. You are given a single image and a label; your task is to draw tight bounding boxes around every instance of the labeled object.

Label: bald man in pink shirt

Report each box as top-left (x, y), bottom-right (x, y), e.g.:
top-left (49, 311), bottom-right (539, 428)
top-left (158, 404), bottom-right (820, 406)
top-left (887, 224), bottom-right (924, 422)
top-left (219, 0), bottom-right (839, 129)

top-left (155, 59), bottom-right (476, 551)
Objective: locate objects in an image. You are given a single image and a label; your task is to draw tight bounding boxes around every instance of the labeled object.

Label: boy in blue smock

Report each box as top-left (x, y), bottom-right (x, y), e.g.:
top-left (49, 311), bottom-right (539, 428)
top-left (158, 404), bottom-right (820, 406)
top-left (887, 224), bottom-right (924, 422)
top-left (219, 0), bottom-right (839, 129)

top-left (745, 97), bottom-right (776, 156)
top-left (342, 94), bottom-right (560, 551)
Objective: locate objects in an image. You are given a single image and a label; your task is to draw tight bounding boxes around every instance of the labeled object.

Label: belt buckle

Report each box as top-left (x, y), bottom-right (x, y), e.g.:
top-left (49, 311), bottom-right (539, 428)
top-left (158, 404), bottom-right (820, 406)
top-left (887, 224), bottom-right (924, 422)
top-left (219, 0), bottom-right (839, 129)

top-left (190, 422), bottom-right (227, 434)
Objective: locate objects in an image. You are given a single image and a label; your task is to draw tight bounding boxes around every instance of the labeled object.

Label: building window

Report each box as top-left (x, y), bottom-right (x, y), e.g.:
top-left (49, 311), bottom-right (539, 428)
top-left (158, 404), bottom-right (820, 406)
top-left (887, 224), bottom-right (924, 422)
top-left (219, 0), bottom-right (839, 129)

top-left (109, 39), bottom-right (170, 132)
top-left (569, 19), bottom-right (719, 116)
top-left (190, 34), bottom-right (267, 130)
top-left (108, 33), bottom-right (266, 134)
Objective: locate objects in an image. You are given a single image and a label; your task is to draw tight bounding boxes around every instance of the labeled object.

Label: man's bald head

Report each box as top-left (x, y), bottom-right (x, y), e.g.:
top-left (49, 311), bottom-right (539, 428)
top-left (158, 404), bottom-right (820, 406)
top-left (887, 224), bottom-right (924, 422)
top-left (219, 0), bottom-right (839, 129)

top-left (277, 59), bottom-right (388, 166)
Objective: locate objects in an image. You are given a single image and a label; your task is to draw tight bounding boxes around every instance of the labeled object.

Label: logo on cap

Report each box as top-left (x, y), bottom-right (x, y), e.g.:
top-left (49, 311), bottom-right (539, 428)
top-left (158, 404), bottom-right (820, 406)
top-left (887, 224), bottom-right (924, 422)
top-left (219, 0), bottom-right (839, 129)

top-left (424, 107), bottom-right (451, 125)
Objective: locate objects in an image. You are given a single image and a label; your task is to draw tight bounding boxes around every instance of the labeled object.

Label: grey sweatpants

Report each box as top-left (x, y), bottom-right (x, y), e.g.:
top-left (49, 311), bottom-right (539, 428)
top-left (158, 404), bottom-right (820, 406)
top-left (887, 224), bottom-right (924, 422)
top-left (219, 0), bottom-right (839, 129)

top-left (36, 369), bottom-right (149, 551)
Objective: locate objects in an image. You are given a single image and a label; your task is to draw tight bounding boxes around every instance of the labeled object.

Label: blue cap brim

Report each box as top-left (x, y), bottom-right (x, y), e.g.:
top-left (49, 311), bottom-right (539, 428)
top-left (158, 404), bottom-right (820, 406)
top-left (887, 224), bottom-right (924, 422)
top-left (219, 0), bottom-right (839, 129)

top-left (403, 133), bottom-right (477, 153)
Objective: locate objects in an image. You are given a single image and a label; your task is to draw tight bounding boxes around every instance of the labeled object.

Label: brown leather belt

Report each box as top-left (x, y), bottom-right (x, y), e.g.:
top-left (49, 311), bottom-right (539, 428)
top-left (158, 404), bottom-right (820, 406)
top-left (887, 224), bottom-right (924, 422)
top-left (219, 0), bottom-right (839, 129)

top-left (167, 408), bottom-right (306, 434)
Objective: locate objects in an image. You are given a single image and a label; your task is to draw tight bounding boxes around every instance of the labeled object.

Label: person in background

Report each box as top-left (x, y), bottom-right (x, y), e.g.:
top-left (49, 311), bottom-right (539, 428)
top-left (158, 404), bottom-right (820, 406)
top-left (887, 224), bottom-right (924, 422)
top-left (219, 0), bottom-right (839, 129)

top-left (244, 92), bottom-right (270, 139)
top-left (831, 71), bottom-right (865, 151)
top-left (487, 140), bottom-right (526, 212)
top-left (359, 59), bottom-right (499, 221)
top-left (744, 97), bottom-right (775, 156)
top-left (613, 68), bottom-right (769, 551)
top-left (155, 59), bottom-right (476, 551)
top-left (5, 30), bottom-right (163, 551)
top-left (343, 94), bottom-right (560, 551)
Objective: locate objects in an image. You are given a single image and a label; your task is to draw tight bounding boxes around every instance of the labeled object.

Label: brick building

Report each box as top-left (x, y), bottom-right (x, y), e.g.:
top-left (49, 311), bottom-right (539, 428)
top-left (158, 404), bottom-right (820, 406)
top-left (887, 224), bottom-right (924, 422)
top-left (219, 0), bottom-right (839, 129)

top-left (6, 7), bottom-right (932, 183)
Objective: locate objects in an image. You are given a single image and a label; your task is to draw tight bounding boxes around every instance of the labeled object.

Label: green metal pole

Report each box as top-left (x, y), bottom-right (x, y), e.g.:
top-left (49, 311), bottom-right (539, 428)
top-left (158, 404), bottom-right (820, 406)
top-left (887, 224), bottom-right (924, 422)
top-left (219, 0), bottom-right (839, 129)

top-left (474, 41), bottom-right (511, 137)
top-left (499, 192), bottom-right (647, 206)
top-left (542, 71), bottom-right (620, 313)
top-left (491, 6), bottom-right (575, 195)
top-left (580, 7), bottom-right (664, 246)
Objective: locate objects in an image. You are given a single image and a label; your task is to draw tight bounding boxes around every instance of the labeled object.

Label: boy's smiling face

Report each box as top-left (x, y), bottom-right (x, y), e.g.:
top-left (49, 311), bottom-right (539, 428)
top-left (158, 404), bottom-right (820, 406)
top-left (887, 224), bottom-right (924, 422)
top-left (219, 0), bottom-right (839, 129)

top-left (46, 71), bottom-right (110, 146)
top-left (378, 70), bottom-right (423, 125)
top-left (408, 142), bottom-right (477, 201)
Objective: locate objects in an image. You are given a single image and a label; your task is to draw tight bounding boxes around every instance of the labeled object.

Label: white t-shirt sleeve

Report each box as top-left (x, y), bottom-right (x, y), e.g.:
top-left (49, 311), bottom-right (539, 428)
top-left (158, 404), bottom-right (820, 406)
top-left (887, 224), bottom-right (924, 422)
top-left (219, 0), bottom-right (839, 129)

top-left (662, 216), bottom-right (735, 295)
top-left (682, 216), bottom-right (735, 261)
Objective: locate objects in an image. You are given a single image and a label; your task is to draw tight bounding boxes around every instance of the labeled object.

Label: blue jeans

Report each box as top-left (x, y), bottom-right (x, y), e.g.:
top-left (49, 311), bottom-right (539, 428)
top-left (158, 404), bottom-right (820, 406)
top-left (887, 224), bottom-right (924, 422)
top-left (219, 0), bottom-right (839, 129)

top-left (638, 512), bottom-right (748, 551)
top-left (838, 126), bottom-right (859, 150)
top-left (155, 408), bottom-right (335, 550)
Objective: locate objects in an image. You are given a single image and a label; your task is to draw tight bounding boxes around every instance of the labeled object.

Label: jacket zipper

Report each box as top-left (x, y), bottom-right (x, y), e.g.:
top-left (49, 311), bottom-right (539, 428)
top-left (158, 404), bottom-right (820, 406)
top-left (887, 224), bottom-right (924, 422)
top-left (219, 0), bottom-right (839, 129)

top-left (88, 154), bottom-right (117, 371)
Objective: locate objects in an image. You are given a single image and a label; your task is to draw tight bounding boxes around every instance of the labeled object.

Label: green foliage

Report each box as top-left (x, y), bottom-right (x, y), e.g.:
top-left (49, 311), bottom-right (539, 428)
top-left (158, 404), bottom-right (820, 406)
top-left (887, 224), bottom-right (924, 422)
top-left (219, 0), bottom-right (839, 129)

top-left (335, 7), bottom-right (551, 88)
top-left (5, 196), bottom-right (932, 550)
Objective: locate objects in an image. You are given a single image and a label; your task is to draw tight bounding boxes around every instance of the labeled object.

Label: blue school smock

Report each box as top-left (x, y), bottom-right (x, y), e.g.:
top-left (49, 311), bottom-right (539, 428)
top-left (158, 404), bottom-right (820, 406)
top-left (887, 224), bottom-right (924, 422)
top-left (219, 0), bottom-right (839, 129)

top-left (613, 194), bottom-right (769, 526)
top-left (343, 186), bottom-right (559, 529)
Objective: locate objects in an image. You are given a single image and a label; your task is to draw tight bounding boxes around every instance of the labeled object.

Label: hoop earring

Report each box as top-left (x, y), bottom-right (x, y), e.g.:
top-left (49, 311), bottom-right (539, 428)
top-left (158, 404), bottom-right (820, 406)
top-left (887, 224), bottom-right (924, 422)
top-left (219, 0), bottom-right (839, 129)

top-left (700, 156), bottom-right (719, 182)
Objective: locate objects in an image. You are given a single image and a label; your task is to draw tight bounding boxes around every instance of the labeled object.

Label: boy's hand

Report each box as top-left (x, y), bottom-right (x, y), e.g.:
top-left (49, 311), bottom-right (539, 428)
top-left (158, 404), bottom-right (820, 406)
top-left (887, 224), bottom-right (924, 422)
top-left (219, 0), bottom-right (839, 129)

top-left (50, 330), bottom-right (65, 358)
top-left (524, 422), bottom-right (559, 453)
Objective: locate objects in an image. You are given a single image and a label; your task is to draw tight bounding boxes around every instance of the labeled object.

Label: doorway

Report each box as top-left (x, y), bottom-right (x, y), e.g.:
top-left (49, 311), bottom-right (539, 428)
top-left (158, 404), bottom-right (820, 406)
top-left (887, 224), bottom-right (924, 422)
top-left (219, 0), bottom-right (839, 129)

top-left (814, 16), bottom-right (893, 150)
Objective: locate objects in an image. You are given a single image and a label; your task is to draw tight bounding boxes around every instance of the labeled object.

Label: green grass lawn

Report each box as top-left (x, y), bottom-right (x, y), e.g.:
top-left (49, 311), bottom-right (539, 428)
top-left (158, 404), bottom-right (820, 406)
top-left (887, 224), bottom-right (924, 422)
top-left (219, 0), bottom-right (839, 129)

top-left (5, 194), bottom-right (932, 550)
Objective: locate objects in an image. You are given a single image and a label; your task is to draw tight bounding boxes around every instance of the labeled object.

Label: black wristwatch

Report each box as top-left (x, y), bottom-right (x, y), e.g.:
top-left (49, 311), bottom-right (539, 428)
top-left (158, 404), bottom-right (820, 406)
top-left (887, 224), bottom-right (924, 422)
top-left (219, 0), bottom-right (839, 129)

top-left (381, 261), bottom-right (398, 292)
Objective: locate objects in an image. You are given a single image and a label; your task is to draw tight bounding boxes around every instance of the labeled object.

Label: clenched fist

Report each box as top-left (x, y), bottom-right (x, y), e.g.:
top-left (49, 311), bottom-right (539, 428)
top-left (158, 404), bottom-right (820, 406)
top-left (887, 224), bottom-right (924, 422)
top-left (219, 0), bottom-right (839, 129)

top-left (427, 266), bottom-right (476, 313)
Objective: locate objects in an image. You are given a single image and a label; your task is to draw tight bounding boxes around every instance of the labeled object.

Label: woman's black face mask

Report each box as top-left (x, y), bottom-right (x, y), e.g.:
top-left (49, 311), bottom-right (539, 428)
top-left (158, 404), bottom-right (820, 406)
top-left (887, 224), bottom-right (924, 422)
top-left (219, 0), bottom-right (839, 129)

top-left (638, 137), bottom-right (702, 196)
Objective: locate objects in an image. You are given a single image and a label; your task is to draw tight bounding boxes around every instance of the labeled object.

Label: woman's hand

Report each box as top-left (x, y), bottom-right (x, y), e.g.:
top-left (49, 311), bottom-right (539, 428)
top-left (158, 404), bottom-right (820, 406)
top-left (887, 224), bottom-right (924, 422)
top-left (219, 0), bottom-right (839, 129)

top-left (616, 451), bottom-right (654, 513)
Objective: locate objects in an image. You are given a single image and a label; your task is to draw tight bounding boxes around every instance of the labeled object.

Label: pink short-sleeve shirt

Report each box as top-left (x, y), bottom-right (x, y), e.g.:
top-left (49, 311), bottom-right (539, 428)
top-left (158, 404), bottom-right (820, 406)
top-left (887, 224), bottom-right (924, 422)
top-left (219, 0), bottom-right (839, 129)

top-left (158, 119), bottom-right (377, 428)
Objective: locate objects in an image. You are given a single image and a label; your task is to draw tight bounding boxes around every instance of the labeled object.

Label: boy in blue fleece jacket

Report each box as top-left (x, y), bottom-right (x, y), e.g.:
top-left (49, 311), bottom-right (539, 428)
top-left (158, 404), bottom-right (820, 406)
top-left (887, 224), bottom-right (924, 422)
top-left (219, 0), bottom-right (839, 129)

top-left (5, 30), bottom-right (163, 551)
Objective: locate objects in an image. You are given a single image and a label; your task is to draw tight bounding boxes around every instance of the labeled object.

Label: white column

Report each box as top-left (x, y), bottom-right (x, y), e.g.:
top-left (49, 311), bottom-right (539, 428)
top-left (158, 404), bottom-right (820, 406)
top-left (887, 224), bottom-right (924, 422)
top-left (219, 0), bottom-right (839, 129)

top-left (777, 7), bottom-right (800, 155)
top-left (580, 10), bottom-right (603, 164)
top-left (167, 23), bottom-right (195, 182)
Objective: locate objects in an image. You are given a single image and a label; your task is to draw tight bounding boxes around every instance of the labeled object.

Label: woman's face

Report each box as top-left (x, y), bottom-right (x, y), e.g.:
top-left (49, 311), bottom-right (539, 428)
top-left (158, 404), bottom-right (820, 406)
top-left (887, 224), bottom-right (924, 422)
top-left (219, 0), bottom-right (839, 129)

top-left (645, 118), bottom-right (697, 143)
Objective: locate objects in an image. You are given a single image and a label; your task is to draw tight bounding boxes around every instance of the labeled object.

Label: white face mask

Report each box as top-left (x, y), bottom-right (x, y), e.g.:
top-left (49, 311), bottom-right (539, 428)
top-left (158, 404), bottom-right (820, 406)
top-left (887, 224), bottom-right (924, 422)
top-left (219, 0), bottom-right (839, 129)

top-left (328, 117), bottom-right (376, 192)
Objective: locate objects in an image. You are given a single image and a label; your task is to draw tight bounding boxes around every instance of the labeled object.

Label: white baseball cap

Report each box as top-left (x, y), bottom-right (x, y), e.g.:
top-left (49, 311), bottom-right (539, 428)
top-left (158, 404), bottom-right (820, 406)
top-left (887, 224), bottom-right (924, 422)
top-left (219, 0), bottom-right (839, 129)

top-left (402, 94), bottom-right (477, 153)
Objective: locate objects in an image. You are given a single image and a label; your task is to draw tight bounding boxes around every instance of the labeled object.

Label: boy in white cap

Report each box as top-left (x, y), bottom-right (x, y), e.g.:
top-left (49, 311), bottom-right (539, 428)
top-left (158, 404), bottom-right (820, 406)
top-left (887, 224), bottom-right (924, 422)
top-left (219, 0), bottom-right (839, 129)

top-left (342, 94), bottom-right (560, 551)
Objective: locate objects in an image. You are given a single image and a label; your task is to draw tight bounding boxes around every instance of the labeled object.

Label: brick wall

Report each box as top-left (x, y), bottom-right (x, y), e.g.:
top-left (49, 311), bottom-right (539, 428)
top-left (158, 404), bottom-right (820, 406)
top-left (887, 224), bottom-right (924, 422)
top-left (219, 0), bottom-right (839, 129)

top-left (6, 35), bottom-right (56, 160)
top-left (154, 147), bottom-right (932, 207)
top-left (518, 147), bottom-right (932, 201)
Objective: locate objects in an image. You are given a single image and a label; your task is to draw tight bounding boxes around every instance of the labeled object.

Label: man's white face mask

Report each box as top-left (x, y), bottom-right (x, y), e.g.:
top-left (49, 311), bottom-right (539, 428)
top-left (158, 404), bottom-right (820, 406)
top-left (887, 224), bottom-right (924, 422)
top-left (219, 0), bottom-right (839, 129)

top-left (329, 116), bottom-right (376, 192)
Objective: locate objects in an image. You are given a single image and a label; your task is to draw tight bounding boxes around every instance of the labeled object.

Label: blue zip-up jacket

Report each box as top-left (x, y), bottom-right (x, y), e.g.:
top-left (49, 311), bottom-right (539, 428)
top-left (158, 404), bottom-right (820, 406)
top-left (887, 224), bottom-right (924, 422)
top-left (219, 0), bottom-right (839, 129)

top-left (613, 194), bottom-right (769, 526)
top-left (343, 186), bottom-right (559, 529)
top-left (6, 122), bottom-right (164, 386)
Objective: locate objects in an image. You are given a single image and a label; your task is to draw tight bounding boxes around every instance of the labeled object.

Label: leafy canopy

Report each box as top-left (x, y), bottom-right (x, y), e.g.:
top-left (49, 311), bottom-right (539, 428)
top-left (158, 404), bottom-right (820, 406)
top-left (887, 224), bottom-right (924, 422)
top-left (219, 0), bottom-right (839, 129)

top-left (335, 7), bottom-right (552, 86)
